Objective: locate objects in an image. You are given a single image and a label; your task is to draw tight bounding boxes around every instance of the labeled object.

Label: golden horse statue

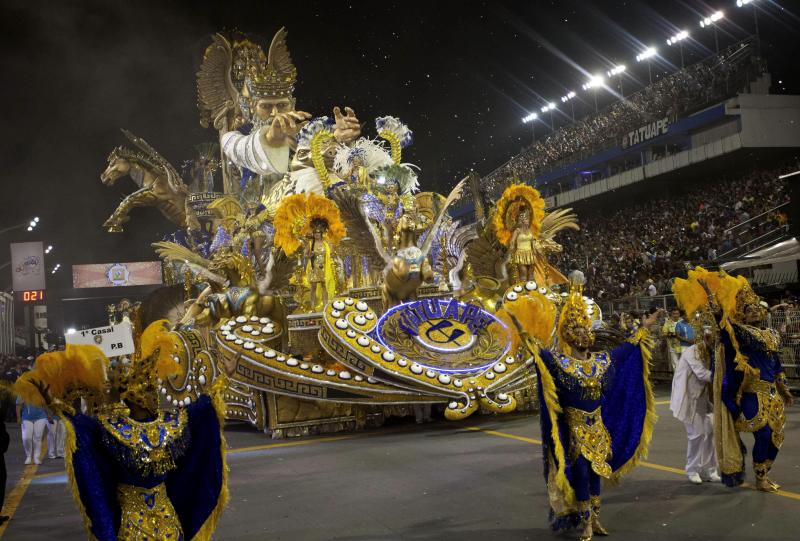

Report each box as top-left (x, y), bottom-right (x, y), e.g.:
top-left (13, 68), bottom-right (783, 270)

top-left (100, 130), bottom-right (189, 232)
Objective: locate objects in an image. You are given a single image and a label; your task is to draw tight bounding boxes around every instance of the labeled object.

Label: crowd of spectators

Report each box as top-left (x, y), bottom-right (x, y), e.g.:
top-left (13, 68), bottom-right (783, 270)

top-left (484, 39), bottom-right (763, 198)
top-left (556, 164), bottom-right (793, 302)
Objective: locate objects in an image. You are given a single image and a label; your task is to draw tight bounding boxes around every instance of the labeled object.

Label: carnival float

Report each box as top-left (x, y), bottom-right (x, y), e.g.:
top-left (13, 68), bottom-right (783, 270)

top-left (99, 27), bottom-right (586, 437)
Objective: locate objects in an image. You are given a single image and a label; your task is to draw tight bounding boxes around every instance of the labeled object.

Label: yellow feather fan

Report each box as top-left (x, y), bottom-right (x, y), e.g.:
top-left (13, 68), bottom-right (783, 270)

top-left (497, 291), bottom-right (557, 354)
top-left (672, 266), bottom-right (724, 317)
top-left (493, 183), bottom-right (546, 246)
top-left (14, 345), bottom-right (110, 407)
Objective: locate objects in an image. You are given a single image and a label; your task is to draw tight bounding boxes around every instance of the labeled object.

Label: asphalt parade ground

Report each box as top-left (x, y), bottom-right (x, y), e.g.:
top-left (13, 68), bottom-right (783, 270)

top-left (1, 387), bottom-right (796, 540)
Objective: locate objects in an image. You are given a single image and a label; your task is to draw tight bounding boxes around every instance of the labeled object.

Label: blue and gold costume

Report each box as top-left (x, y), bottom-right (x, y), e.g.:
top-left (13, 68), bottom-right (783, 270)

top-left (14, 321), bottom-right (228, 540)
top-left (535, 334), bottom-right (655, 533)
top-left (709, 272), bottom-right (790, 491)
top-left (673, 268), bottom-right (791, 492)
top-left (66, 394), bottom-right (226, 540)
top-left (501, 274), bottom-right (655, 540)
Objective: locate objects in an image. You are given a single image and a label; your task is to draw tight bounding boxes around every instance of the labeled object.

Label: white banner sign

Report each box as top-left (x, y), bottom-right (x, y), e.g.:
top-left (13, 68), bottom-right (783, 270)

top-left (33, 305), bottom-right (48, 330)
top-left (65, 322), bottom-right (135, 357)
top-left (622, 117), bottom-right (670, 148)
top-left (10, 242), bottom-right (45, 291)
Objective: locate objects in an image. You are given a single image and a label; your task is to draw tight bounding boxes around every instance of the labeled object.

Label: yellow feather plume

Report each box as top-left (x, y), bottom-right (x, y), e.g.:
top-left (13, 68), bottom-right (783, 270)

top-left (14, 345), bottom-right (109, 407)
top-left (139, 320), bottom-right (185, 381)
top-left (716, 272), bottom-right (751, 321)
top-left (497, 292), bottom-right (557, 353)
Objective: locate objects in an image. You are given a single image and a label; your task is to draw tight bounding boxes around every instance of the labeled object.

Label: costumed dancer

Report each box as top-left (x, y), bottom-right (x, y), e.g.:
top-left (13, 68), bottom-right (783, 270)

top-left (273, 192), bottom-right (346, 312)
top-left (670, 276), bottom-right (720, 484)
top-left (500, 271), bottom-right (657, 541)
top-left (694, 268), bottom-right (793, 492)
top-left (494, 184), bottom-right (576, 286)
top-left (14, 321), bottom-right (228, 540)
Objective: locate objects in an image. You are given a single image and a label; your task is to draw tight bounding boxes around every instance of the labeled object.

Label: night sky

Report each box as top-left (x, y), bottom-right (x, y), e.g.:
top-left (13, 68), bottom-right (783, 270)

top-left (1, 0), bottom-right (798, 291)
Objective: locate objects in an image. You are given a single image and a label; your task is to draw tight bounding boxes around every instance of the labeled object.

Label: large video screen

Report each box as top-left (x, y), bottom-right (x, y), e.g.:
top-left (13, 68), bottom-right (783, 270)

top-left (72, 261), bottom-right (163, 288)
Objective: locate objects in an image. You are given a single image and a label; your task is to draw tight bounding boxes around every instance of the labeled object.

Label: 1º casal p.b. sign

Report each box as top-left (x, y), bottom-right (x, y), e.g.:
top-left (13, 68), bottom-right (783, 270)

top-left (65, 322), bottom-right (135, 357)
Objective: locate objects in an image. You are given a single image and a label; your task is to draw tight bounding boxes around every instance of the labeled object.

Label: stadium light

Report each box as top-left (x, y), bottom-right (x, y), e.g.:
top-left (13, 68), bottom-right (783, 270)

top-left (51, 263), bottom-right (61, 274)
top-left (666, 30), bottom-right (689, 46)
top-left (606, 65), bottom-right (626, 77)
top-left (636, 47), bottom-right (657, 62)
top-left (736, 0), bottom-right (753, 5)
top-left (581, 74), bottom-right (604, 90)
top-left (666, 30), bottom-right (689, 68)
top-left (700, 11), bottom-right (724, 27)
top-left (45, 245), bottom-right (53, 254)
top-left (560, 91), bottom-right (576, 102)
top-left (522, 113), bottom-right (538, 123)
top-left (66, 328), bottom-right (76, 335)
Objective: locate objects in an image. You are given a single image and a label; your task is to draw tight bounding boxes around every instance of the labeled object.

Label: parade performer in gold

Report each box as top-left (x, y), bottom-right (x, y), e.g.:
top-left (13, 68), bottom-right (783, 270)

top-left (465, 183), bottom-right (578, 287)
top-left (14, 321), bottom-right (228, 541)
top-left (687, 268), bottom-right (793, 491)
top-left (494, 184), bottom-right (574, 285)
top-left (273, 192), bottom-right (345, 312)
top-left (501, 272), bottom-right (656, 540)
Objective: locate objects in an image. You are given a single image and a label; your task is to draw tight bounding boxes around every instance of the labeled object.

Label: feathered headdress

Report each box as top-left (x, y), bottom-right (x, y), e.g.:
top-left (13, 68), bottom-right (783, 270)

top-left (717, 272), bottom-right (761, 323)
top-left (373, 163), bottom-right (420, 195)
top-left (119, 320), bottom-right (186, 412)
top-left (273, 193), bottom-right (346, 256)
top-left (333, 138), bottom-right (394, 178)
top-left (493, 183), bottom-right (546, 246)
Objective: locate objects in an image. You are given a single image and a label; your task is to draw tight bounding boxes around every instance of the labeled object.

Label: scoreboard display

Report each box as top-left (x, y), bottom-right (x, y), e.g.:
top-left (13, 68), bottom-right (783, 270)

top-left (18, 290), bottom-right (45, 302)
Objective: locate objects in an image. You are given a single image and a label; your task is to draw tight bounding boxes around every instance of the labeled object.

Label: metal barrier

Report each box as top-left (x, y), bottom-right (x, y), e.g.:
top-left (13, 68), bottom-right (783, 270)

top-left (769, 310), bottom-right (800, 390)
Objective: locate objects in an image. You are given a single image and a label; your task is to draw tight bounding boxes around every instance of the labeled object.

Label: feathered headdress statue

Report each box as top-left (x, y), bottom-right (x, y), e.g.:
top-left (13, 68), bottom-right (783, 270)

top-left (273, 193), bottom-right (346, 256)
top-left (376, 116), bottom-right (413, 164)
top-left (297, 117), bottom-right (337, 188)
top-left (493, 183), bottom-right (547, 246)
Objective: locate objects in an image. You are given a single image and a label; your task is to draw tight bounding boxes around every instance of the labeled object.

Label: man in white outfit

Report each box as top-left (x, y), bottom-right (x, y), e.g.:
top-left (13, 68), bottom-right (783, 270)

top-left (670, 325), bottom-right (721, 484)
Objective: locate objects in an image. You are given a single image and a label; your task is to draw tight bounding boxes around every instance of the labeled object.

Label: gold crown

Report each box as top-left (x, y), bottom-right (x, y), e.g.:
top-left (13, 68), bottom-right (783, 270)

top-left (244, 27), bottom-right (296, 99)
top-left (557, 271), bottom-right (594, 346)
